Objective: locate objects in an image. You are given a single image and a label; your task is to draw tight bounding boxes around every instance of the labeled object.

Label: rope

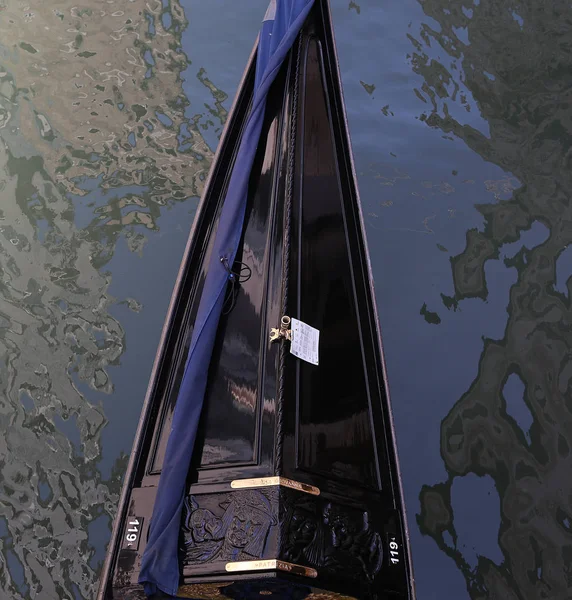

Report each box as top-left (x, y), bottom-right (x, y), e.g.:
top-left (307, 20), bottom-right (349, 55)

top-left (274, 33), bottom-right (303, 475)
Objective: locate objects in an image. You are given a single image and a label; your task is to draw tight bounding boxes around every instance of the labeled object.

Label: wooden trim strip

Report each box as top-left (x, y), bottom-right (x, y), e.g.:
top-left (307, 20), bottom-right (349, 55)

top-left (225, 559), bottom-right (318, 578)
top-left (230, 476), bottom-right (320, 495)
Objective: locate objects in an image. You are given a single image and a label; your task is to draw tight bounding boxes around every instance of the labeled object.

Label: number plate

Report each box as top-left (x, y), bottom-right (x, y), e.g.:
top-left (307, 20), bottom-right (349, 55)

top-left (121, 516), bottom-right (144, 551)
top-left (387, 534), bottom-right (401, 566)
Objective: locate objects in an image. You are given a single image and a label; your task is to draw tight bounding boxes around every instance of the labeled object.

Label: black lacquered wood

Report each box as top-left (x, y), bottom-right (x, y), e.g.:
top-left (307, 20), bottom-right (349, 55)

top-left (291, 34), bottom-right (379, 490)
top-left (97, 2), bottom-right (414, 599)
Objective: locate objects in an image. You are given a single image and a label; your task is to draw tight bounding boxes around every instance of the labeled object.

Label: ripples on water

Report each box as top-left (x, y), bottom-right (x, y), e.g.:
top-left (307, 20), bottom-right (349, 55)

top-left (335, 0), bottom-right (572, 598)
top-left (0, 0), bottom-right (230, 597)
top-left (1, 0), bottom-right (572, 598)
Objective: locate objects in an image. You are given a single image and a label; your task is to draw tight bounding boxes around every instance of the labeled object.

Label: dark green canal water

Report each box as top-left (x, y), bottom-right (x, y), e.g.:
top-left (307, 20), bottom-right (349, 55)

top-left (0, 0), bottom-right (570, 598)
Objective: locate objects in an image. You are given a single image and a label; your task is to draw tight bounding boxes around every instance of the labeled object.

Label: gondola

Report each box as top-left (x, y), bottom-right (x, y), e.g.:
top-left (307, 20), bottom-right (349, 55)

top-left (97, 0), bottom-right (414, 598)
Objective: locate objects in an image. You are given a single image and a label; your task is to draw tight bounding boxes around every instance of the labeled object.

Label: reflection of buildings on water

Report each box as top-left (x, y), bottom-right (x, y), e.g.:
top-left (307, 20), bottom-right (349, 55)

top-left (409, 1), bottom-right (572, 598)
top-left (0, 125), bottom-right (126, 600)
top-left (0, 0), bottom-right (218, 208)
top-left (0, 0), bottom-right (225, 597)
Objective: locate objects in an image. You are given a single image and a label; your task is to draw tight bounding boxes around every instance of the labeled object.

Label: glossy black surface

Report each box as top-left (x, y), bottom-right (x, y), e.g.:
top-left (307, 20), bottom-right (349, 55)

top-left (293, 36), bottom-right (378, 489)
top-left (99, 2), bottom-right (412, 598)
top-left (148, 67), bottom-right (290, 481)
top-left (192, 64), bottom-right (289, 475)
top-left (146, 85), bottom-right (258, 479)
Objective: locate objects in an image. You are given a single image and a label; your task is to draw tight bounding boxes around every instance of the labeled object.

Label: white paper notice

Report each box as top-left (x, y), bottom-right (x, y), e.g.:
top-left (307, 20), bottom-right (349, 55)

top-left (290, 318), bottom-right (319, 365)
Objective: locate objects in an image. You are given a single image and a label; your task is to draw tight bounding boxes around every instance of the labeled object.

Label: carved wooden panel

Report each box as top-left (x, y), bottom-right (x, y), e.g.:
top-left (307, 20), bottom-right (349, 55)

top-left (181, 489), bottom-right (279, 566)
top-left (180, 487), bottom-right (385, 589)
top-left (280, 494), bottom-right (383, 583)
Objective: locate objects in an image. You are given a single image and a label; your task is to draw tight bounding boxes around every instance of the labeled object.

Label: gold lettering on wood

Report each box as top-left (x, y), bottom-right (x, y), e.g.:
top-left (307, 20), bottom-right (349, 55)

top-left (225, 559), bottom-right (317, 578)
top-left (230, 476), bottom-right (320, 496)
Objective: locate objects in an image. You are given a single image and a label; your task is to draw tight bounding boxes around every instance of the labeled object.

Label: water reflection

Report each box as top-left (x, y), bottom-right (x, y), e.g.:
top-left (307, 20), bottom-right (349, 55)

top-left (406, 1), bottom-right (572, 598)
top-left (0, 0), bottom-right (225, 597)
top-left (2, 0), bottom-right (570, 597)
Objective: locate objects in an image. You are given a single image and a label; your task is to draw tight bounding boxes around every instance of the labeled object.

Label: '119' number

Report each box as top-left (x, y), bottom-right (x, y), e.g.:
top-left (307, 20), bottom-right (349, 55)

top-left (389, 536), bottom-right (400, 565)
top-left (126, 518), bottom-right (140, 543)
top-left (122, 517), bottom-right (143, 551)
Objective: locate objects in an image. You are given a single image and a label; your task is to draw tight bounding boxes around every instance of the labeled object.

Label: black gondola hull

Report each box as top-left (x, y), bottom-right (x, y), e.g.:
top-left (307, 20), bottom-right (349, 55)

top-left (98, 2), bottom-right (414, 599)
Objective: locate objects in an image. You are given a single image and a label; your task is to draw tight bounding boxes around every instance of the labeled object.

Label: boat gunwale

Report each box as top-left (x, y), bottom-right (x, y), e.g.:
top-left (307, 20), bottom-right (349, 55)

top-left (97, 2), bottom-right (416, 596)
top-left (318, 1), bottom-right (416, 596)
top-left (96, 39), bottom-right (260, 600)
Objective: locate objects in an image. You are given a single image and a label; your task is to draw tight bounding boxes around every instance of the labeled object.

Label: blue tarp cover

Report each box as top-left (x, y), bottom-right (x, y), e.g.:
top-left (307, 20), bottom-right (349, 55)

top-left (138, 0), bottom-right (315, 596)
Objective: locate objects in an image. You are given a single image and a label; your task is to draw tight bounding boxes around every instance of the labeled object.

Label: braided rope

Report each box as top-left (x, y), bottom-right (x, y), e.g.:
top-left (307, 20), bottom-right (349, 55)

top-left (274, 34), bottom-right (303, 475)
